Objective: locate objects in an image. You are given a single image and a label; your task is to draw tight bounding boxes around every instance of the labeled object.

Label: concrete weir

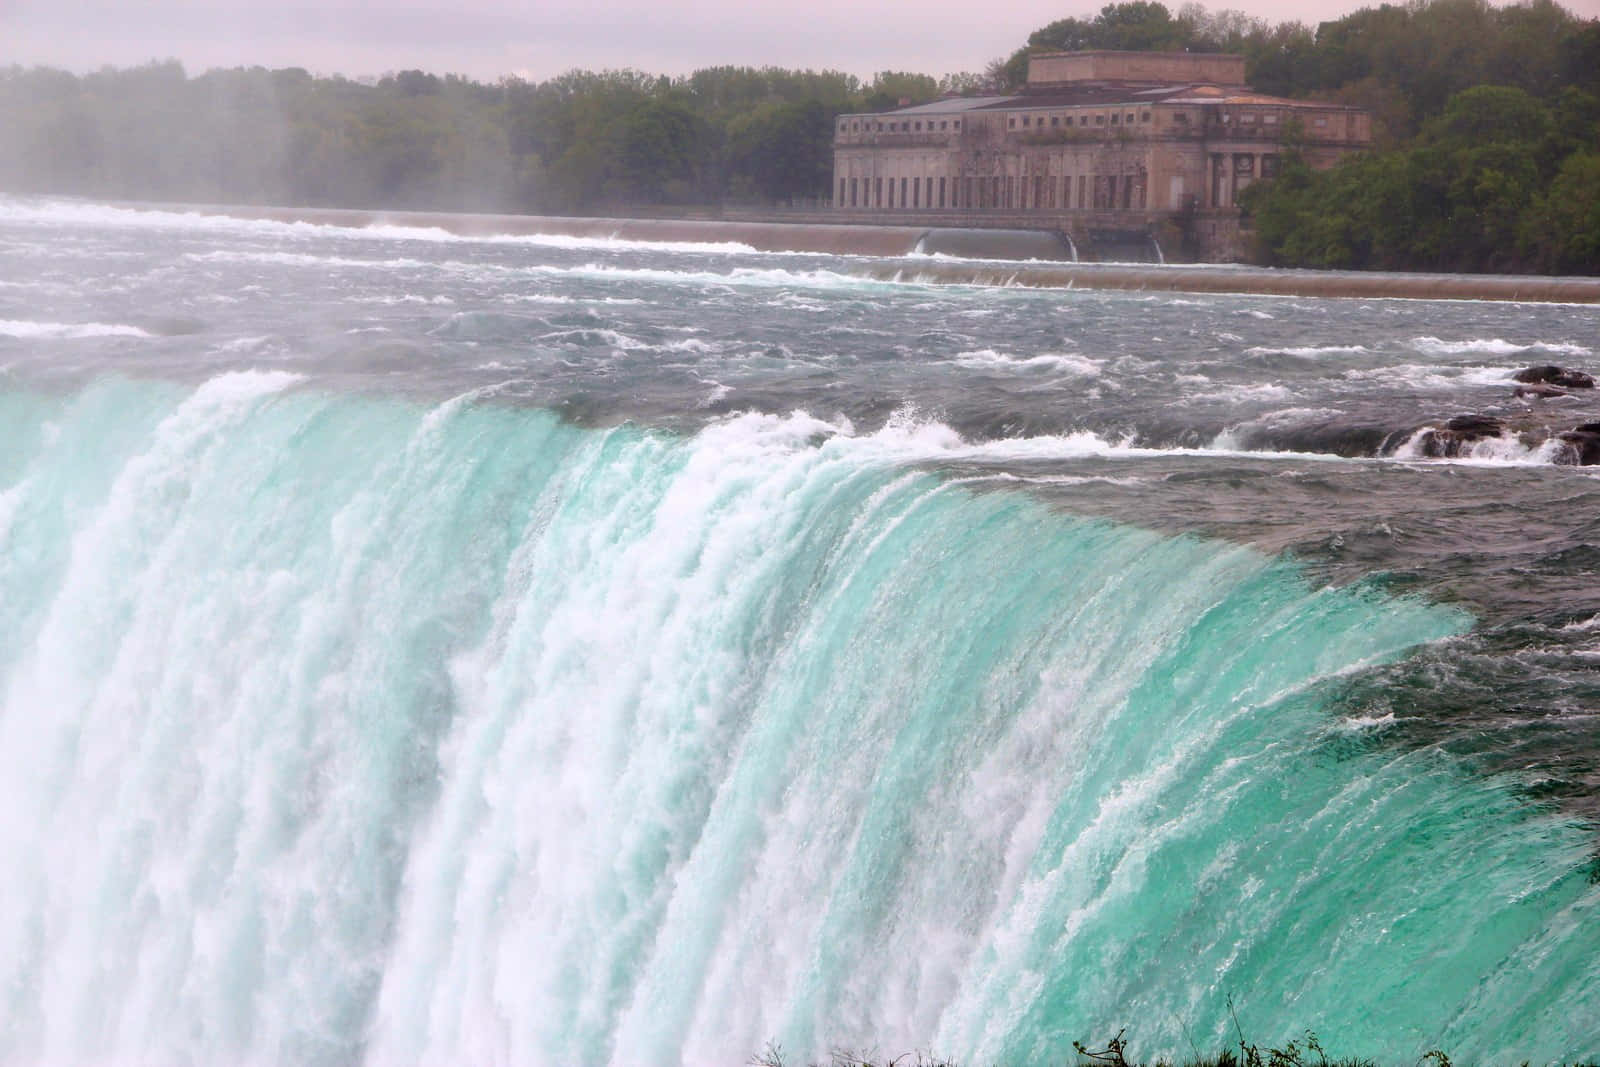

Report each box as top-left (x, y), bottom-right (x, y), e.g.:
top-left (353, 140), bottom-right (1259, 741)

top-left (188, 204), bottom-right (1600, 304)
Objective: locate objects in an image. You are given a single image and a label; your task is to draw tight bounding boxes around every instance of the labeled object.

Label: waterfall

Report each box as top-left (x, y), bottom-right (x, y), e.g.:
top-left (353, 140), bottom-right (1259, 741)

top-left (0, 375), bottom-right (1594, 1066)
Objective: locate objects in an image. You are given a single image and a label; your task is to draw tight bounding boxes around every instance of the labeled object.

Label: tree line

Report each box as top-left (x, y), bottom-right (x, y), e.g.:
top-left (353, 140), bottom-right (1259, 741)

top-left (1, 0), bottom-right (1597, 272)
top-left (0, 60), bottom-right (952, 214)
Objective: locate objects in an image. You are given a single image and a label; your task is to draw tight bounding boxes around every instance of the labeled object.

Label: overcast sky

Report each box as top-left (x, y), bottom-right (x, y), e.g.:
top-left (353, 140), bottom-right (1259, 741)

top-left (7, 0), bottom-right (1600, 83)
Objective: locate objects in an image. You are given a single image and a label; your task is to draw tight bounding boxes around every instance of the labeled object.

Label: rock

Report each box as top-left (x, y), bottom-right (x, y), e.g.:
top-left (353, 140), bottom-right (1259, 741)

top-left (1554, 429), bottom-right (1600, 465)
top-left (1513, 383), bottom-right (1571, 399)
top-left (1416, 414), bottom-right (1505, 458)
top-left (1513, 365), bottom-right (1595, 389)
top-left (1445, 414), bottom-right (1505, 435)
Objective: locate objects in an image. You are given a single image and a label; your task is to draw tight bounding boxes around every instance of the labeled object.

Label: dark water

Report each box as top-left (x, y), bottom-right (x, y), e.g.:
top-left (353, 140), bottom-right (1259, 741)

top-left (2, 196), bottom-right (1599, 1064)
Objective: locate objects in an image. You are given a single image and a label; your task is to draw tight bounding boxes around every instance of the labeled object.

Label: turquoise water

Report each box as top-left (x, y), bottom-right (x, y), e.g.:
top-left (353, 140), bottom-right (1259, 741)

top-left (3, 198), bottom-right (1600, 1065)
top-left (0, 373), bottom-right (1593, 1065)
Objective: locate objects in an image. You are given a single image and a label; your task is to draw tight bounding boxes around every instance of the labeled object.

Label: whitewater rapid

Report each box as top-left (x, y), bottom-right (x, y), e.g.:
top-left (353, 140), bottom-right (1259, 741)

top-left (3, 197), bottom-right (1600, 1066)
top-left (0, 373), bottom-right (1595, 1065)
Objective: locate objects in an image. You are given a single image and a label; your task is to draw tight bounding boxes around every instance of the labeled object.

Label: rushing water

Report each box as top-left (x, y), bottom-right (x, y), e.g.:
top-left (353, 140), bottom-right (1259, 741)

top-left (2, 197), bottom-right (1600, 1066)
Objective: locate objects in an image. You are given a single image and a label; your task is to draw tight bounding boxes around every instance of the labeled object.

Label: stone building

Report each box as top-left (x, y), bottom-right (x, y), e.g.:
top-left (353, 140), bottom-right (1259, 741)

top-left (832, 51), bottom-right (1370, 260)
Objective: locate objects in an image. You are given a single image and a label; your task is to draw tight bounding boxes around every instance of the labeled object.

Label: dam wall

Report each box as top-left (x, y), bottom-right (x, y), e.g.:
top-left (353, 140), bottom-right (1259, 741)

top-left (185, 203), bottom-right (930, 258)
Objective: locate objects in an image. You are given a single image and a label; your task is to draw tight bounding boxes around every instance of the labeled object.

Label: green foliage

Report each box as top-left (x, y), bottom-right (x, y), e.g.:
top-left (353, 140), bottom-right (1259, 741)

top-left (0, 58), bottom-right (884, 212)
top-left (1246, 69), bottom-right (1600, 274)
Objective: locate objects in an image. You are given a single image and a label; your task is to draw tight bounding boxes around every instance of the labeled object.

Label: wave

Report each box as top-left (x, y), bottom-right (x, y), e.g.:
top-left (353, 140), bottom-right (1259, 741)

top-left (953, 349), bottom-right (1103, 376)
top-left (1245, 344), bottom-right (1371, 358)
top-left (1409, 336), bottom-right (1593, 358)
top-left (0, 318), bottom-right (152, 339)
top-left (0, 197), bottom-right (764, 256)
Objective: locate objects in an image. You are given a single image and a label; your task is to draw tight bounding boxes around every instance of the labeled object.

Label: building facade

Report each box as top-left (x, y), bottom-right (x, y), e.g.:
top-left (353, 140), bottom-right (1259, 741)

top-left (832, 51), bottom-right (1370, 260)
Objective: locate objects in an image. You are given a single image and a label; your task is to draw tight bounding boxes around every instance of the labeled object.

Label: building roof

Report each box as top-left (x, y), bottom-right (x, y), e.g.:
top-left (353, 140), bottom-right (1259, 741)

top-left (849, 84), bottom-right (1365, 116)
top-left (868, 96), bottom-right (1014, 116)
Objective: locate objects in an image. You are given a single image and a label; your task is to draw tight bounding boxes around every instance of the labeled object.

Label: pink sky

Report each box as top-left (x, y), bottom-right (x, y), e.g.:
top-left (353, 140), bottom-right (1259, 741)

top-left (6, 0), bottom-right (1599, 83)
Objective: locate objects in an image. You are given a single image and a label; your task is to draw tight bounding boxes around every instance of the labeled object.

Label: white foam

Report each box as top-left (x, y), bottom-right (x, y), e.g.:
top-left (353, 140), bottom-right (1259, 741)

top-left (1389, 426), bottom-right (1570, 467)
top-left (212, 336), bottom-right (274, 354)
top-left (185, 250), bottom-right (431, 270)
top-left (475, 230), bottom-right (759, 256)
top-left (537, 327), bottom-right (652, 350)
top-left (663, 338), bottom-right (715, 354)
top-left (356, 294), bottom-right (457, 306)
top-left (1183, 382), bottom-right (1296, 403)
top-left (1246, 344), bottom-right (1370, 358)
top-left (702, 407), bottom-right (1364, 467)
top-left (953, 350), bottom-right (1102, 376)
top-left (1345, 363), bottom-right (1514, 390)
top-left (1332, 712), bottom-right (1397, 733)
top-left (1409, 336), bottom-right (1593, 357)
top-left (0, 319), bottom-right (152, 340)
top-left (0, 197), bottom-right (770, 257)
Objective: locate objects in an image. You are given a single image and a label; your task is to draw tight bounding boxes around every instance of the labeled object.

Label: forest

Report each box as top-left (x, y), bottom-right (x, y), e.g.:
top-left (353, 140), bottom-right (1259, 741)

top-left (1, 0), bottom-right (1597, 272)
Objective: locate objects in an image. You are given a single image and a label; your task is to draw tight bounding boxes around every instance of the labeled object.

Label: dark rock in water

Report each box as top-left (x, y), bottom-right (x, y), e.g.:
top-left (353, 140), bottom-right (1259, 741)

top-left (1554, 429), bottom-right (1600, 465)
top-left (1415, 414), bottom-right (1505, 458)
top-left (1514, 365), bottom-right (1595, 388)
top-left (1513, 383), bottom-right (1572, 399)
top-left (1445, 414), bottom-right (1505, 435)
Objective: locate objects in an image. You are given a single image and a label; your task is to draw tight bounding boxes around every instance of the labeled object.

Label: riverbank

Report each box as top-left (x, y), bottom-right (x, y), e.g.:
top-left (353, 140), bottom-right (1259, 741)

top-left (169, 202), bottom-right (1600, 303)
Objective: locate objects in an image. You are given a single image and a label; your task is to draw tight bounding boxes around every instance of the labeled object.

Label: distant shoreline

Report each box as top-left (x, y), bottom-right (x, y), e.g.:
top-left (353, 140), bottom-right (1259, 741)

top-left (170, 202), bottom-right (1600, 304)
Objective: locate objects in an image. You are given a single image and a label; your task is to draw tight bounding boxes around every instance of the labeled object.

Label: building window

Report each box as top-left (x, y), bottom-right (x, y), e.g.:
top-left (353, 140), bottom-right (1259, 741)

top-left (1095, 114), bottom-right (1105, 125)
top-left (1314, 117), bottom-right (1328, 128)
top-left (1009, 118), bottom-right (1016, 128)
top-left (1080, 115), bottom-right (1088, 126)
top-left (850, 178), bottom-right (858, 206)
top-left (1173, 112), bottom-right (1188, 125)
top-left (939, 176), bottom-right (946, 208)
top-left (1264, 113), bottom-right (1279, 124)
top-left (1242, 113), bottom-right (1257, 124)
top-left (915, 121), bottom-right (922, 131)
top-left (875, 177), bottom-right (882, 206)
top-left (1140, 111), bottom-right (1150, 122)
top-left (852, 121), bottom-right (860, 131)
top-left (940, 121), bottom-right (947, 130)
top-left (1051, 116), bottom-right (1060, 127)
top-left (900, 177), bottom-right (907, 206)
top-left (1126, 113), bottom-right (1134, 123)
top-left (953, 120), bottom-right (961, 129)
top-left (839, 178), bottom-right (845, 203)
